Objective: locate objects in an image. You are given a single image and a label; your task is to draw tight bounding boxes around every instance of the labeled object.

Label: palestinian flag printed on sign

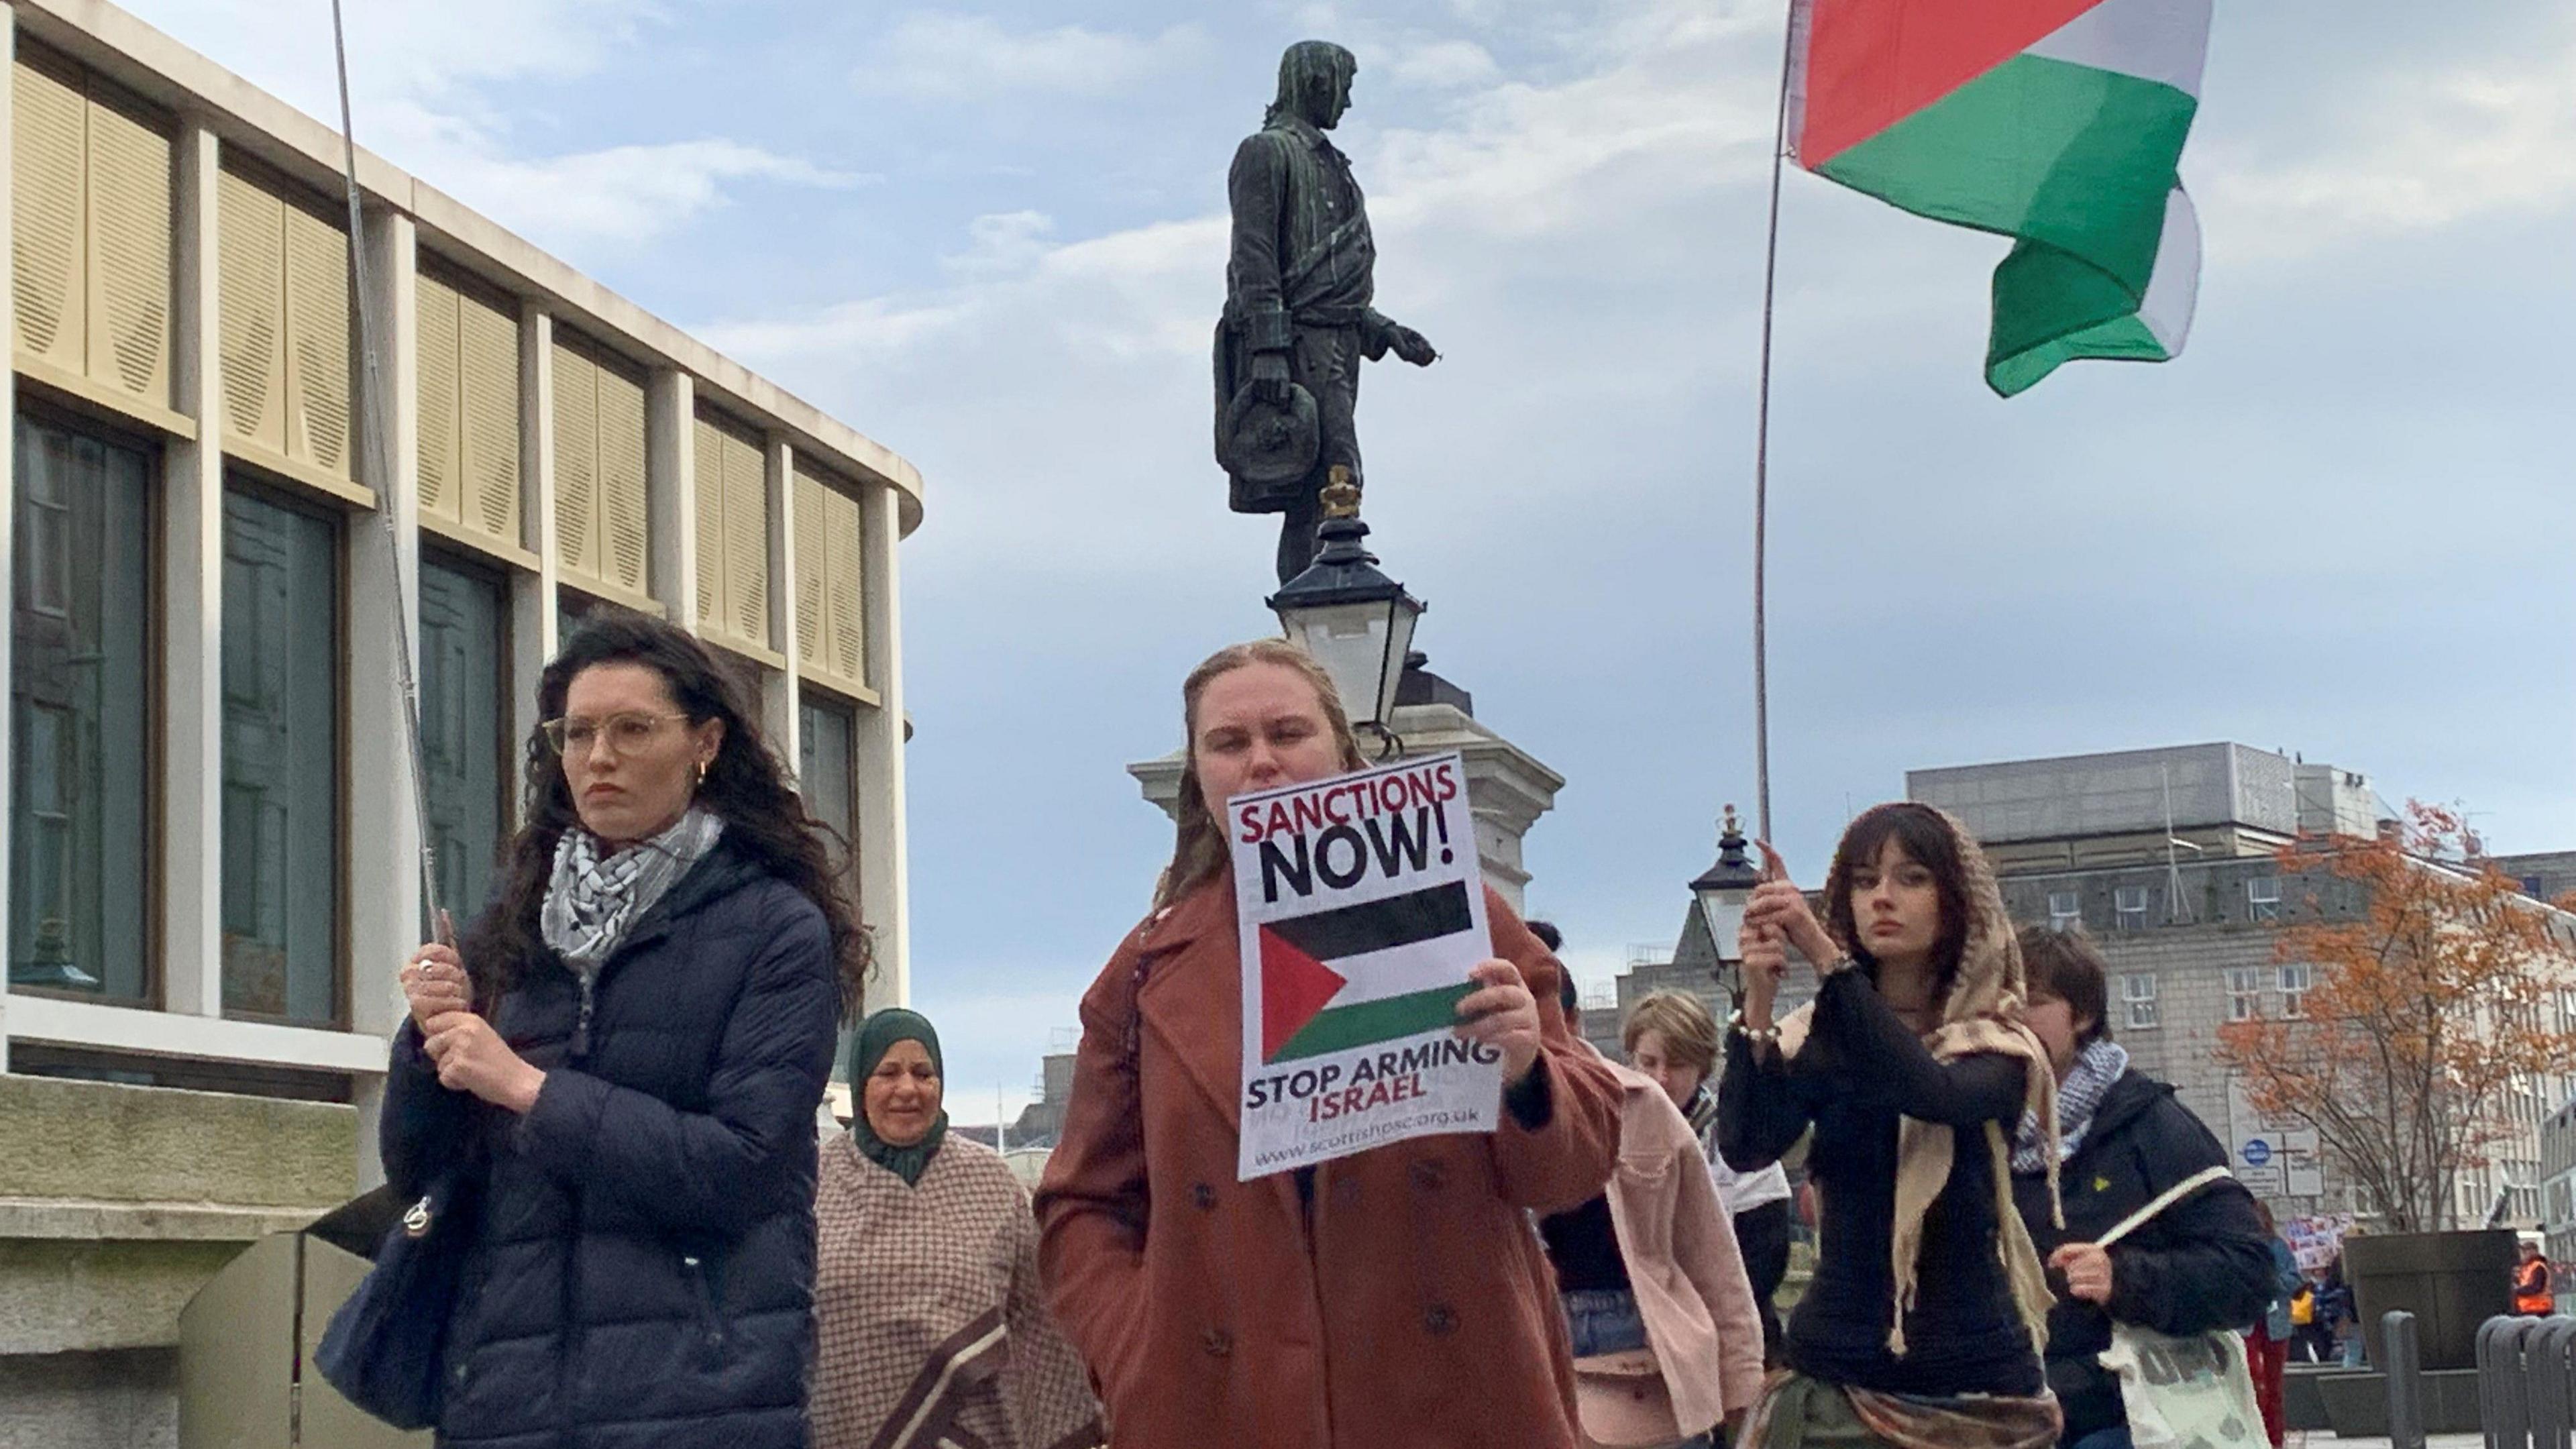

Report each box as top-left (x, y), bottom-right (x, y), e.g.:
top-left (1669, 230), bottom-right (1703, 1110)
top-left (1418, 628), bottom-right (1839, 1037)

top-left (1788, 0), bottom-right (2211, 395)
top-left (1258, 880), bottom-right (1479, 1063)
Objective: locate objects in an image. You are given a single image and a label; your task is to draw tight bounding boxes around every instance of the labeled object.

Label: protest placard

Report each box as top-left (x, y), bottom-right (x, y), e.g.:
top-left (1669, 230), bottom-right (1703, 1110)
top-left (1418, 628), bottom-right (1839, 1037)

top-left (1230, 752), bottom-right (1499, 1179)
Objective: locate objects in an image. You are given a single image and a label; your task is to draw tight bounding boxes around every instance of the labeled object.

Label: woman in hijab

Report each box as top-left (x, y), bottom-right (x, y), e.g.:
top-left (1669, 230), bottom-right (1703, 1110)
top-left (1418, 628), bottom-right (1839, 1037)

top-left (1719, 804), bottom-right (2061, 1449)
top-left (810, 1009), bottom-right (1102, 1449)
top-left (386, 613), bottom-right (859, 1448)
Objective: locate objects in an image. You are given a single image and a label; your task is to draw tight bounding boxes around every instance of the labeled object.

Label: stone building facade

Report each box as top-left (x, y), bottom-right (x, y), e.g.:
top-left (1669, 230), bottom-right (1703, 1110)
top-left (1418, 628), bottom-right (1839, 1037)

top-left (0, 1), bottom-right (926, 1440)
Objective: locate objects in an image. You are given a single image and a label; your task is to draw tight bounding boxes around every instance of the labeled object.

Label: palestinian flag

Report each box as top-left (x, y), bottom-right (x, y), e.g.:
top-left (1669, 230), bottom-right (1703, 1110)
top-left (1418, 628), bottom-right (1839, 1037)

top-left (1788, 0), bottom-right (2211, 396)
top-left (1258, 881), bottom-right (1479, 1063)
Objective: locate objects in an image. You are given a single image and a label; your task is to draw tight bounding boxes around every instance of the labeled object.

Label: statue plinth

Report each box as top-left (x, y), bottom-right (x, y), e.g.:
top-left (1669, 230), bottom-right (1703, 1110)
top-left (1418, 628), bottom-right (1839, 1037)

top-left (1127, 664), bottom-right (1564, 914)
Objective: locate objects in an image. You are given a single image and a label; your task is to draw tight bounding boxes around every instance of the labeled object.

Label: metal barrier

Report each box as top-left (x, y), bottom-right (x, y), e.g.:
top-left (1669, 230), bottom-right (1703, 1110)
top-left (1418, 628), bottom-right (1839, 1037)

top-left (2385, 1311), bottom-right (2426, 1449)
top-left (2481, 1313), bottom-right (2576, 1449)
top-left (2487, 1316), bottom-right (2541, 1449)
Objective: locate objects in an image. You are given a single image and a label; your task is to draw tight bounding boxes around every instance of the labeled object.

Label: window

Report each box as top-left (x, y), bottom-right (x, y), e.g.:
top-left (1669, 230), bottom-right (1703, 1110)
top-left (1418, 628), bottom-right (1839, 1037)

top-left (220, 485), bottom-right (339, 1024)
top-left (2278, 962), bottom-right (2312, 1019)
top-left (9, 415), bottom-right (151, 999)
top-left (2122, 973), bottom-right (2159, 1029)
top-left (799, 692), bottom-right (856, 1071)
top-left (2047, 890), bottom-right (2081, 932)
top-left (2245, 875), bottom-right (2283, 923)
top-left (798, 694), bottom-right (857, 887)
top-left (2114, 885), bottom-right (2151, 931)
top-left (2226, 967), bottom-right (2263, 1022)
top-left (419, 554), bottom-right (508, 926)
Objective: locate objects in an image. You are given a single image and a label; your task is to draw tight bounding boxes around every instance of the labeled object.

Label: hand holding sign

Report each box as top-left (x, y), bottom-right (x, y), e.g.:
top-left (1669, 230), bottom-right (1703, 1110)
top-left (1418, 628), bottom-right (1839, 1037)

top-left (1454, 959), bottom-right (1541, 1086)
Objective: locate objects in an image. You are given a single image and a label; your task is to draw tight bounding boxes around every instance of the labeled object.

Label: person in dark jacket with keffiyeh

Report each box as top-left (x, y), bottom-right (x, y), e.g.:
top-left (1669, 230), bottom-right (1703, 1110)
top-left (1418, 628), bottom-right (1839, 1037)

top-left (2009, 927), bottom-right (2273, 1449)
top-left (386, 614), bottom-right (865, 1448)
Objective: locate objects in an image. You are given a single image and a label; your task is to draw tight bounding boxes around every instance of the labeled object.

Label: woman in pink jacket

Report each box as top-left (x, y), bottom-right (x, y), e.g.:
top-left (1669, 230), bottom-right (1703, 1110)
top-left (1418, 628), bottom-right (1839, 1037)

top-left (1538, 959), bottom-right (1766, 1448)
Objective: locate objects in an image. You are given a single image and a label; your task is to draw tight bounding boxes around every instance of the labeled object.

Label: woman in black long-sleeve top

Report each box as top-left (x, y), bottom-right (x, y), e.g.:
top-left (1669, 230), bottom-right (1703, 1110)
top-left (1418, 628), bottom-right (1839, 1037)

top-left (1721, 803), bottom-right (2063, 1449)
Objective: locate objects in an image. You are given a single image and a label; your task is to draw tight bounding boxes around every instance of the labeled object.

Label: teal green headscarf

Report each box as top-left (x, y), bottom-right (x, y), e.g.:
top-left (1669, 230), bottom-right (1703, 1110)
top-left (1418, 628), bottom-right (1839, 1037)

top-left (848, 1008), bottom-right (948, 1187)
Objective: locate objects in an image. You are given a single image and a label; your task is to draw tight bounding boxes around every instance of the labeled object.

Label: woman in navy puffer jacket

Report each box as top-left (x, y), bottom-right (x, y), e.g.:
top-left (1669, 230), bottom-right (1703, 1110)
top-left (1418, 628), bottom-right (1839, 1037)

top-left (385, 614), bottom-right (864, 1449)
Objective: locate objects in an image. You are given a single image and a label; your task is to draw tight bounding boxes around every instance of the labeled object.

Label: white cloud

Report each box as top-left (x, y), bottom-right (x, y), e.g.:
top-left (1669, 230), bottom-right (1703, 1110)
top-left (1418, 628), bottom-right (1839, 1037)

top-left (119, 0), bottom-right (855, 252)
top-left (941, 210), bottom-right (1058, 278)
top-left (2198, 21), bottom-right (2576, 260)
top-left (421, 134), bottom-right (871, 248)
top-left (1377, 38), bottom-right (1502, 90)
top-left (873, 14), bottom-right (1212, 100)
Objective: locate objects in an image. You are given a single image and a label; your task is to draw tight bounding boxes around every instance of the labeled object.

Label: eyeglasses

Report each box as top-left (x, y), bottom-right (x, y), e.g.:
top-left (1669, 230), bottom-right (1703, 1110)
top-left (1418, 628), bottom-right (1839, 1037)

top-left (540, 712), bottom-right (690, 757)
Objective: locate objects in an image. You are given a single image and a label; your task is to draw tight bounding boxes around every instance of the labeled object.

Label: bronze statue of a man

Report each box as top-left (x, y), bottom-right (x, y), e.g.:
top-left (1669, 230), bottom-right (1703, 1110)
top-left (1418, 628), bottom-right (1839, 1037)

top-left (1215, 41), bottom-right (1436, 584)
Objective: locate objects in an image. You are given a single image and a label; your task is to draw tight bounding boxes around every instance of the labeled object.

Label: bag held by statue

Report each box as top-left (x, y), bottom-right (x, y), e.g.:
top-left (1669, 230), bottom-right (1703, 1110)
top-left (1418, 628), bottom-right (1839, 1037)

top-left (2092, 1165), bottom-right (2266, 1449)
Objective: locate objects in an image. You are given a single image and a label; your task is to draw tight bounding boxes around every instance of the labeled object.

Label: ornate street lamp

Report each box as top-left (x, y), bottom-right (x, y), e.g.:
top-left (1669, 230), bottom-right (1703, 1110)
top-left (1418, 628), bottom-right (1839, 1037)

top-left (1267, 468), bottom-right (1423, 746)
top-left (1689, 804), bottom-right (1762, 1004)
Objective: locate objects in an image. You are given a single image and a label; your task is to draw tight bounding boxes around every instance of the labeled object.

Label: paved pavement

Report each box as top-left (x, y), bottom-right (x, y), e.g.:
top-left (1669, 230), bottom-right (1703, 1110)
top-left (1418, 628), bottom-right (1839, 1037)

top-left (2287, 1423), bottom-right (2483, 1433)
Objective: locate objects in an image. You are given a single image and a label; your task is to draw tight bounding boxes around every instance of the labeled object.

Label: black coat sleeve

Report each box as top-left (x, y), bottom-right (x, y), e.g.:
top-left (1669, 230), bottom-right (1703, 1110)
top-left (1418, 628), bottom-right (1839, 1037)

top-left (2106, 1098), bottom-right (2277, 1337)
top-left (1717, 1028), bottom-right (1811, 1173)
top-left (380, 900), bottom-right (515, 1199)
top-left (380, 1017), bottom-right (483, 1200)
top-left (1811, 969), bottom-right (2027, 1127)
top-left (514, 894), bottom-right (839, 1238)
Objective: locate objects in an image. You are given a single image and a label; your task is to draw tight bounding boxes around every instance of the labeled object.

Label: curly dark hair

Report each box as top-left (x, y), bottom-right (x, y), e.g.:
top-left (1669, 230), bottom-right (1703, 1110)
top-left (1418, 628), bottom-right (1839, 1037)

top-left (461, 611), bottom-right (870, 1015)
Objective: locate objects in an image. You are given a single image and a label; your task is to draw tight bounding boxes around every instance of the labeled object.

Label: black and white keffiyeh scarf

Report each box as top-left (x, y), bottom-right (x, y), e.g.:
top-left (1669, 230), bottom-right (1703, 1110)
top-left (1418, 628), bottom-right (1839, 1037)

top-left (540, 806), bottom-right (725, 973)
top-left (2012, 1037), bottom-right (2129, 1173)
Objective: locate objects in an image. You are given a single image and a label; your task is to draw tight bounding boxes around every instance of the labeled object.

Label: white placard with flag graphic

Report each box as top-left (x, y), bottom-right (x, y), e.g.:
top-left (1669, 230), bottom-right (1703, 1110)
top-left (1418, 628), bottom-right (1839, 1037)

top-left (1230, 752), bottom-right (1501, 1179)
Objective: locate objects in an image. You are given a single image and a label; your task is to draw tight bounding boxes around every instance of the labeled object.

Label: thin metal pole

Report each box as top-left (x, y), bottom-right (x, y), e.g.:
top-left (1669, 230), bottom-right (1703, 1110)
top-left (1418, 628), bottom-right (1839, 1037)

top-left (1751, 1), bottom-right (1801, 843)
top-left (329, 0), bottom-right (449, 943)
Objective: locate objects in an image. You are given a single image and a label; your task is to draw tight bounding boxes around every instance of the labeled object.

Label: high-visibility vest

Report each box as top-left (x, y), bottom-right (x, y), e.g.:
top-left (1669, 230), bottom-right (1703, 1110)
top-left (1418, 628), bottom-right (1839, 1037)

top-left (2518, 1258), bottom-right (2554, 1314)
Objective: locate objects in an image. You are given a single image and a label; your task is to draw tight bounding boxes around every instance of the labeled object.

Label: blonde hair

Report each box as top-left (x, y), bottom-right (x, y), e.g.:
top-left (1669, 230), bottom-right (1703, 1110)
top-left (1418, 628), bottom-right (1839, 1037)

top-left (1153, 639), bottom-right (1366, 910)
top-left (1621, 990), bottom-right (1721, 1077)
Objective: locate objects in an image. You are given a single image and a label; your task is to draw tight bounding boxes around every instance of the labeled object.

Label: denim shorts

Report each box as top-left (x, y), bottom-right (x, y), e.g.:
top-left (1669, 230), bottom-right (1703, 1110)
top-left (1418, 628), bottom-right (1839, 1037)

top-left (1561, 1287), bottom-right (1650, 1358)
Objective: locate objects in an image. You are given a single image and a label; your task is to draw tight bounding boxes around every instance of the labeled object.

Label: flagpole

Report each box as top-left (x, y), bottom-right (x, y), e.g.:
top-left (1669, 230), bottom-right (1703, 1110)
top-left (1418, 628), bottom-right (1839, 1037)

top-left (329, 0), bottom-right (449, 945)
top-left (1750, 1), bottom-right (1801, 845)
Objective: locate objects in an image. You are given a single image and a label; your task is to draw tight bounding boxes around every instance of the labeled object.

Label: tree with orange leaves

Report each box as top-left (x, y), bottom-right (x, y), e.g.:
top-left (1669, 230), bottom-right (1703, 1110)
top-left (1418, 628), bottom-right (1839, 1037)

top-left (2215, 802), bottom-right (2576, 1232)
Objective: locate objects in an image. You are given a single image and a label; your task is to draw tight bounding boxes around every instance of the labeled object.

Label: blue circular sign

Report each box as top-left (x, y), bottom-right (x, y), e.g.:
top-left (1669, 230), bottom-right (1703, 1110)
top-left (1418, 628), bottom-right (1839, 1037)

top-left (2243, 1138), bottom-right (2273, 1167)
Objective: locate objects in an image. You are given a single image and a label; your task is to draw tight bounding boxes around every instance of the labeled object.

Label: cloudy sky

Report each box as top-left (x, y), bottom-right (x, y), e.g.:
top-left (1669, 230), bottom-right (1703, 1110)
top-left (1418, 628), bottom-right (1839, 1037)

top-left (124, 0), bottom-right (2576, 1115)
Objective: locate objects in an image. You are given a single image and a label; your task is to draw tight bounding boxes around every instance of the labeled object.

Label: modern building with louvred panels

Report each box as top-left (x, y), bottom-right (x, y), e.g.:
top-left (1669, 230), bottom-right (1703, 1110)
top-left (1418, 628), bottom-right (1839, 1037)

top-left (0, 2), bottom-right (924, 1435)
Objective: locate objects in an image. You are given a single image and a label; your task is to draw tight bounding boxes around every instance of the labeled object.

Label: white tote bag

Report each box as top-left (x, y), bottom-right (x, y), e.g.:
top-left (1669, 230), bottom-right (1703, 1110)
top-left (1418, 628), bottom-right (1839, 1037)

top-left (2089, 1165), bottom-right (2267, 1449)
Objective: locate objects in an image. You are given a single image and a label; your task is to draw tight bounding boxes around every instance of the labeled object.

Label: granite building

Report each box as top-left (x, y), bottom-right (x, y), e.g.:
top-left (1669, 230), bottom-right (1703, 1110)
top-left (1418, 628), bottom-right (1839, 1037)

top-left (0, 2), bottom-right (925, 1440)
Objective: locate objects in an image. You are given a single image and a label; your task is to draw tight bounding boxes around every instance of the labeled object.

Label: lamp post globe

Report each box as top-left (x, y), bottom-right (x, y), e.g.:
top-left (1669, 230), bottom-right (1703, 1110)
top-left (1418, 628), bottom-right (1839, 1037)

top-left (1265, 468), bottom-right (1424, 740)
top-left (1689, 804), bottom-right (1762, 997)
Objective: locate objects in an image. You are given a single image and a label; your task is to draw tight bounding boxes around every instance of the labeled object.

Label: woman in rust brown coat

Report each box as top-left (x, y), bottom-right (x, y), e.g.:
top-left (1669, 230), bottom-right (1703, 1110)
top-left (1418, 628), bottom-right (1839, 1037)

top-left (1034, 639), bottom-right (1623, 1449)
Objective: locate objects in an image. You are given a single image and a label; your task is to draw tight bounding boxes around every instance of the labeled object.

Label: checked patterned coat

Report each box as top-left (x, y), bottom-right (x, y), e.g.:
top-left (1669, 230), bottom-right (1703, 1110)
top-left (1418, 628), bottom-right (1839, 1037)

top-left (810, 1131), bottom-right (1102, 1449)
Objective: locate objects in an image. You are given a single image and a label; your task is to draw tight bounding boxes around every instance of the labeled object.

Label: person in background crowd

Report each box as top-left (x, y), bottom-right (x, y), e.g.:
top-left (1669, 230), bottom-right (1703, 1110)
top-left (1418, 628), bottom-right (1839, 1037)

top-left (2298, 1259), bottom-right (2353, 1365)
top-left (2327, 1257), bottom-right (2363, 1366)
top-left (1719, 804), bottom-right (2060, 1449)
top-left (2518, 1238), bottom-right (2556, 1317)
top-left (1627, 989), bottom-right (1797, 1366)
top-left (2008, 926), bottom-right (2274, 1449)
top-left (388, 613), bottom-right (859, 1449)
top-left (1035, 639), bottom-right (1623, 1448)
top-left (2286, 1271), bottom-right (2320, 1362)
top-left (1536, 962), bottom-right (1766, 1448)
top-left (810, 1008), bottom-right (1102, 1449)
top-left (2246, 1201), bottom-right (2305, 1449)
